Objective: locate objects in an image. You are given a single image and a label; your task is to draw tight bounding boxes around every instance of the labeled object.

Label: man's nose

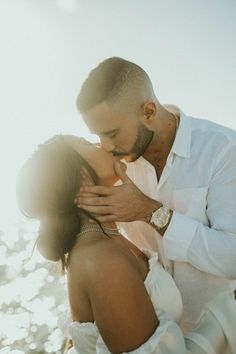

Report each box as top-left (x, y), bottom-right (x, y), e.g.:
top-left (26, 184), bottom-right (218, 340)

top-left (100, 137), bottom-right (115, 152)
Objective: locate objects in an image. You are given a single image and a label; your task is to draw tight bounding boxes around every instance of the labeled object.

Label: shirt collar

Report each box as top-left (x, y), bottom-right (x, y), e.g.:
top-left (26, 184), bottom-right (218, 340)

top-left (171, 109), bottom-right (191, 158)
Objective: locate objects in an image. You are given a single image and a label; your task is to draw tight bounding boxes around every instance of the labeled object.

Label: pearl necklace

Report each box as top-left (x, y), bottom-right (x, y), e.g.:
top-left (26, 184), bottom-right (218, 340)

top-left (78, 224), bottom-right (121, 237)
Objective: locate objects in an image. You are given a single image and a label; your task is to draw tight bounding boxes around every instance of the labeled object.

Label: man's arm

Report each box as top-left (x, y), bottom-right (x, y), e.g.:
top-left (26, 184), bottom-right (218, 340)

top-left (77, 147), bottom-right (236, 279)
top-left (163, 144), bottom-right (236, 279)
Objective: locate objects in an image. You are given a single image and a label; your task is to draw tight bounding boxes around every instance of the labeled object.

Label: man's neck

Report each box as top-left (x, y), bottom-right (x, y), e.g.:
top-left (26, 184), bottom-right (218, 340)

top-left (142, 105), bottom-right (179, 176)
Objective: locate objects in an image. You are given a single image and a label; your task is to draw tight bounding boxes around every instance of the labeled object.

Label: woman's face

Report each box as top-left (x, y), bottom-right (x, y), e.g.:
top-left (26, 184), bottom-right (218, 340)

top-left (63, 135), bottom-right (123, 185)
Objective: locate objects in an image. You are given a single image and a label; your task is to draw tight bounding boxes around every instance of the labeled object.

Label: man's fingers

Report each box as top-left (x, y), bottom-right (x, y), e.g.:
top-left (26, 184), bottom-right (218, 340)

top-left (75, 192), bottom-right (95, 200)
top-left (80, 185), bottom-right (116, 195)
top-left (77, 196), bottom-right (110, 206)
top-left (79, 205), bottom-right (112, 215)
top-left (93, 214), bottom-right (117, 223)
top-left (74, 193), bottom-right (88, 203)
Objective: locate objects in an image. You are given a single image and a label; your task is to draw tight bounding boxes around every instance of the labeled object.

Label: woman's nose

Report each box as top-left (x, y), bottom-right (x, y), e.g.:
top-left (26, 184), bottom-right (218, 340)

top-left (100, 137), bottom-right (115, 152)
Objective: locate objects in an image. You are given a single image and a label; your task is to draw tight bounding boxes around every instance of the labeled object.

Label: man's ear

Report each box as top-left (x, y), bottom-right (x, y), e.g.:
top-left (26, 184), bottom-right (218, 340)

top-left (80, 166), bottom-right (95, 186)
top-left (141, 101), bottom-right (156, 125)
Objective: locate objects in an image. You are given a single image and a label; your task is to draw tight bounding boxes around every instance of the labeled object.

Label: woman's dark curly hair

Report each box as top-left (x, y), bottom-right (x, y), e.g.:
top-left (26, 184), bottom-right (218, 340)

top-left (16, 135), bottom-right (98, 273)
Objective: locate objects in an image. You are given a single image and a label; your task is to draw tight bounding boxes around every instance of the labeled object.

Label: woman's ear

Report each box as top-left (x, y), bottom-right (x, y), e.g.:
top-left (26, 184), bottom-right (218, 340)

top-left (80, 166), bottom-right (95, 186)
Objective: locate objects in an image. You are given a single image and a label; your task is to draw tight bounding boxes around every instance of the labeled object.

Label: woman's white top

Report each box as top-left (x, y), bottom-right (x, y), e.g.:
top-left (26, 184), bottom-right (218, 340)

top-left (59, 250), bottom-right (236, 354)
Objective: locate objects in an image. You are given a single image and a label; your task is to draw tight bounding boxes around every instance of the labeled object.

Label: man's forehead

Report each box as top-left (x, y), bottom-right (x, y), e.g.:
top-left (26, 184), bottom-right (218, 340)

top-left (84, 101), bottom-right (125, 135)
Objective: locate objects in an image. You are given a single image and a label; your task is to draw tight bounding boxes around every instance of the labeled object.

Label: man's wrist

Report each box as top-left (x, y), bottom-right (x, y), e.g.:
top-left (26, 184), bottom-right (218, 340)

top-left (143, 199), bottom-right (162, 223)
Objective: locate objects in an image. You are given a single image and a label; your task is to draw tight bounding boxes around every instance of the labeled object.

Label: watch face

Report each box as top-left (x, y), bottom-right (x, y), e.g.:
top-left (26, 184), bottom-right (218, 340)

top-left (151, 206), bottom-right (170, 229)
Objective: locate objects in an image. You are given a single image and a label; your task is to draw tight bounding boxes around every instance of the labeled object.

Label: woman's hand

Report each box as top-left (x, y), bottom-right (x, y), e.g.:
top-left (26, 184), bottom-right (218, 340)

top-left (63, 339), bottom-right (73, 354)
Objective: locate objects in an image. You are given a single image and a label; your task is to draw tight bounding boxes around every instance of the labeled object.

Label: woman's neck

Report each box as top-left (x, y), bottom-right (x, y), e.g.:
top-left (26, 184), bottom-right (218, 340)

top-left (79, 210), bottom-right (117, 230)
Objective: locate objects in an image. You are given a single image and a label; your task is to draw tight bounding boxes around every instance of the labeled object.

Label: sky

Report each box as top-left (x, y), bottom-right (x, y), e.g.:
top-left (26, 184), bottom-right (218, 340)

top-left (0, 0), bottom-right (236, 238)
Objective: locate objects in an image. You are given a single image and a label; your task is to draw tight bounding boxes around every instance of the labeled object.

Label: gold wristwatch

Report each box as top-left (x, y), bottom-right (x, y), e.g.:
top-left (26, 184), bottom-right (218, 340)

top-left (150, 205), bottom-right (171, 232)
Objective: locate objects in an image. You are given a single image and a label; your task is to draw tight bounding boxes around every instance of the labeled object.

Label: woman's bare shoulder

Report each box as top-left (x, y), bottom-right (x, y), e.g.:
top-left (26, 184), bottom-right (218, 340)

top-left (67, 237), bottom-right (138, 280)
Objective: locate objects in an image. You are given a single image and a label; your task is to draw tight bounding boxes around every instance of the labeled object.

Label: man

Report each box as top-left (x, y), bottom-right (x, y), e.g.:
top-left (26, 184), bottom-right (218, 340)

top-left (75, 57), bottom-right (236, 332)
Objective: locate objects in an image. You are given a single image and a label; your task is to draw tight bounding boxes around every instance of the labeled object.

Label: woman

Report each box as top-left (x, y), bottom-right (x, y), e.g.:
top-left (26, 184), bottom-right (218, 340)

top-left (16, 134), bottom-right (236, 354)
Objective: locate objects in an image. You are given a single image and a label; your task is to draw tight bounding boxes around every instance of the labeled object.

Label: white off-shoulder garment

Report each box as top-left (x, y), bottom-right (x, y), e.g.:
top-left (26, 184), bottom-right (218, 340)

top-left (59, 250), bottom-right (236, 354)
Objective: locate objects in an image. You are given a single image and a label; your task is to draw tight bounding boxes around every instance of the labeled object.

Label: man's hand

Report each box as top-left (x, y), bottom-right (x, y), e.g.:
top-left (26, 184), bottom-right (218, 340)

top-left (75, 161), bottom-right (161, 223)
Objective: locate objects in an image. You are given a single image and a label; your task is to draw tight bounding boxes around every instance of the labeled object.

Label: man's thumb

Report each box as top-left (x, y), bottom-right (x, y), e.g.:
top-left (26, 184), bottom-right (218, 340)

top-left (114, 161), bottom-right (131, 183)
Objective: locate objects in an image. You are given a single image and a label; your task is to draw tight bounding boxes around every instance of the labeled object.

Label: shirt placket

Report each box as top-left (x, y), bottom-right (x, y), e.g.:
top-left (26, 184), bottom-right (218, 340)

top-left (154, 152), bottom-right (175, 275)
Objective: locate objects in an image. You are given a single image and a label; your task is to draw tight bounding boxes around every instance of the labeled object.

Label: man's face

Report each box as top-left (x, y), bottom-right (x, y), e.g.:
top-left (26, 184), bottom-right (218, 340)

top-left (83, 101), bottom-right (154, 162)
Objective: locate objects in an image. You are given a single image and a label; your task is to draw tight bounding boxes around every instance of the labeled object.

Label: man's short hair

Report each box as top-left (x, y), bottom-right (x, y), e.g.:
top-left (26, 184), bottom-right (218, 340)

top-left (77, 57), bottom-right (154, 114)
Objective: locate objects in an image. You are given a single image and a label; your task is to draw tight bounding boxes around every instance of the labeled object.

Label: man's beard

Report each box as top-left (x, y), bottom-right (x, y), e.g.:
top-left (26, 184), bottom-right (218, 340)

top-left (112, 124), bottom-right (154, 161)
top-left (127, 124), bottom-right (154, 162)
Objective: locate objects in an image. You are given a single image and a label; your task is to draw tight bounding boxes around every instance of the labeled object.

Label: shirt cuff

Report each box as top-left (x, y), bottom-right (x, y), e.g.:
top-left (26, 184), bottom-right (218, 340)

top-left (163, 211), bottom-right (199, 261)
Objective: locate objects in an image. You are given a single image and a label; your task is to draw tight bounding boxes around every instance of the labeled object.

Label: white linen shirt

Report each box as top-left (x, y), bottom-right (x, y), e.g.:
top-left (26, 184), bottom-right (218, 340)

top-left (117, 109), bottom-right (236, 332)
